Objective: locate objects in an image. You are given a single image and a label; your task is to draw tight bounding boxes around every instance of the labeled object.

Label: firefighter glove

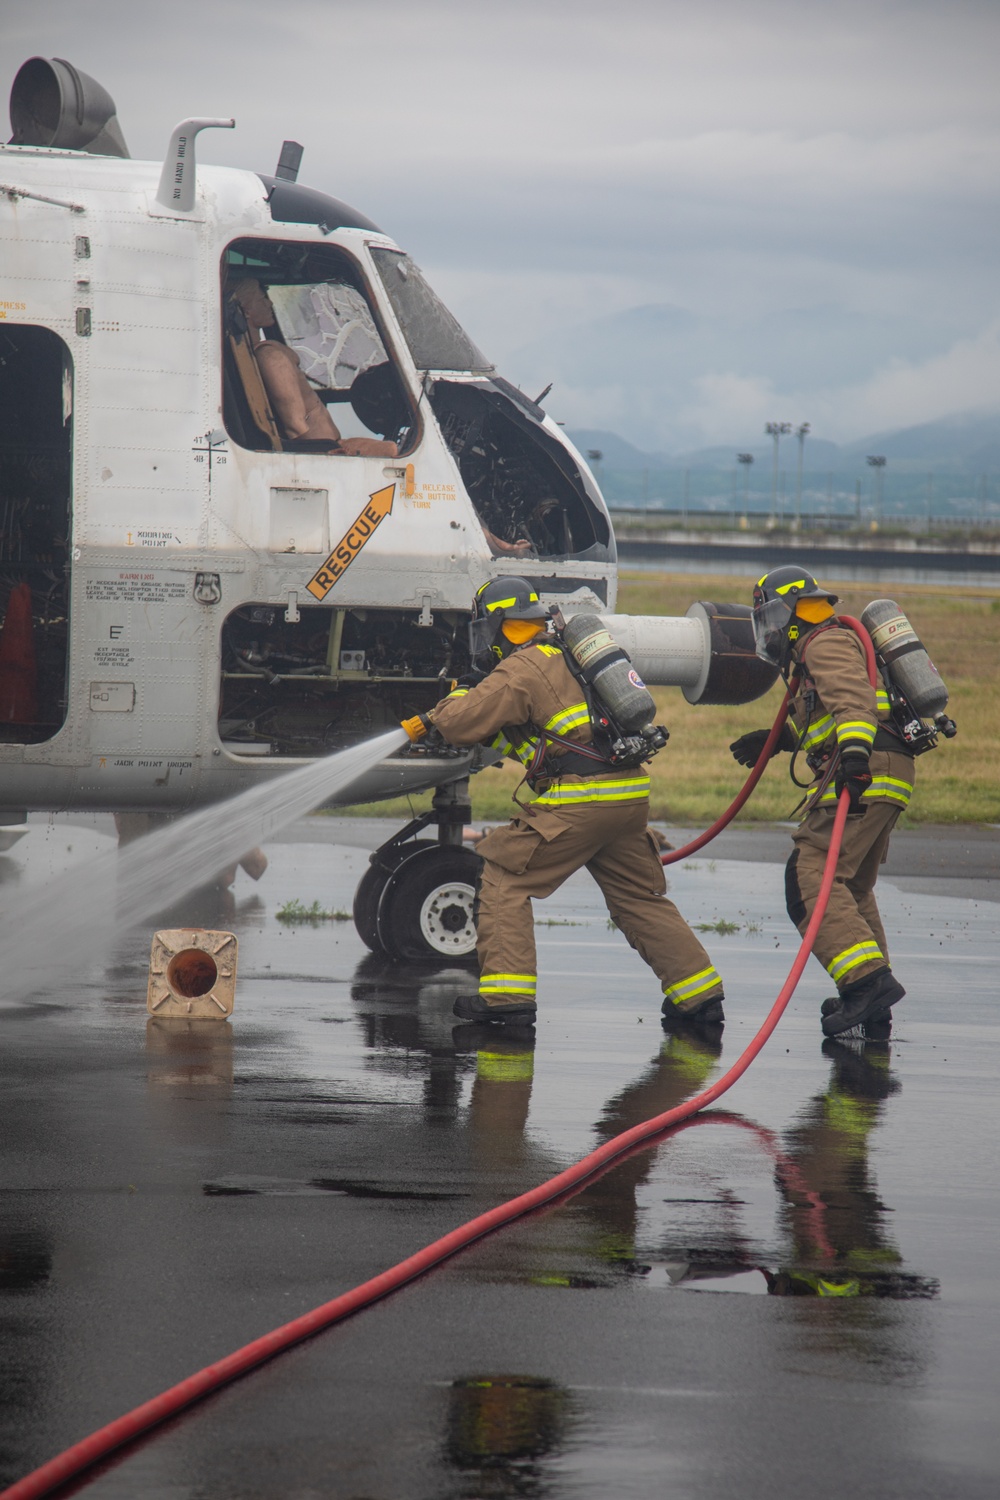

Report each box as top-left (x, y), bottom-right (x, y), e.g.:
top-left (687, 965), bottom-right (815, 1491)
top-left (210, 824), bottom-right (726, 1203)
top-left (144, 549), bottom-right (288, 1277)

top-left (835, 751), bottom-right (873, 814)
top-left (729, 724), bottom-right (795, 768)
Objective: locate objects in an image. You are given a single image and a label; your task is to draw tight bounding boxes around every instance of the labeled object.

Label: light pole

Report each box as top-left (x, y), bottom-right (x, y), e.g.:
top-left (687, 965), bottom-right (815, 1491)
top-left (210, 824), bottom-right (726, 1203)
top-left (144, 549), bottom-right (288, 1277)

top-left (765, 422), bottom-right (791, 523)
top-left (795, 422), bottom-right (810, 528)
top-left (737, 452), bottom-right (753, 522)
top-left (866, 455), bottom-right (886, 529)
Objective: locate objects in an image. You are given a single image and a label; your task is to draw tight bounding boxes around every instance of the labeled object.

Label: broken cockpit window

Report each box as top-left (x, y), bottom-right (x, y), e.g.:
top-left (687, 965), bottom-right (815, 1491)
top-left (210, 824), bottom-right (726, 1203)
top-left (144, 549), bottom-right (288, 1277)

top-left (369, 249), bottom-right (492, 373)
top-left (429, 378), bottom-right (614, 564)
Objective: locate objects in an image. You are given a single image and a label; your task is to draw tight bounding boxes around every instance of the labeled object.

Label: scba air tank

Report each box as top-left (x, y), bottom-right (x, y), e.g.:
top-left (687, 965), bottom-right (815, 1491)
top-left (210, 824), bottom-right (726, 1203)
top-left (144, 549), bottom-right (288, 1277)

top-left (860, 598), bottom-right (949, 718)
top-left (560, 614), bottom-right (657, 732)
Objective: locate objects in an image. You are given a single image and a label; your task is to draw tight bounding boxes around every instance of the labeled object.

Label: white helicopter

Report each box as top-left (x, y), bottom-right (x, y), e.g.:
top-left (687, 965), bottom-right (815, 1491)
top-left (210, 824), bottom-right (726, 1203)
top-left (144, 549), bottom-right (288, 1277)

top-left (0, 56), bottom-right (775, 959)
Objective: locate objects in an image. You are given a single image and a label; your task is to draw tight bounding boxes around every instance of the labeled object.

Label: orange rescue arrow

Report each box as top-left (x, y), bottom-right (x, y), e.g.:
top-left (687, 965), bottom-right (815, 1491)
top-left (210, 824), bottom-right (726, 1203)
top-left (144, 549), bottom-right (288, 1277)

top-left (306, 484), bottom-right (396, 601)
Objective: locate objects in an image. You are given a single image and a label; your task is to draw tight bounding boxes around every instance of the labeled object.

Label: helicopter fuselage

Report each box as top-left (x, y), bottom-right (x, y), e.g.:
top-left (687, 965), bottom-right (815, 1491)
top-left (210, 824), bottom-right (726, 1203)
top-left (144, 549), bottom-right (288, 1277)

top-left (0, 145), bottom-right (626, 817)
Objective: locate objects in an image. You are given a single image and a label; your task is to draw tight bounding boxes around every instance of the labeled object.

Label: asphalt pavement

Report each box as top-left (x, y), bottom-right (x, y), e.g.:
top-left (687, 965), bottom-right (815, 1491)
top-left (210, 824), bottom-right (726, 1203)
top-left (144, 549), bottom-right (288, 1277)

top-left (1, 814), bottom-right (998, 1498)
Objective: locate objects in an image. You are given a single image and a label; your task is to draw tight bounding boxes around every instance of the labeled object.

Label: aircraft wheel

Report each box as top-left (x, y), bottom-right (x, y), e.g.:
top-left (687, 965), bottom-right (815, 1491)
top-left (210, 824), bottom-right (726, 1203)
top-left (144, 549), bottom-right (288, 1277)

top-left (352, 839), bottom-right (436, 954)
top-left (375, 845), bottom-right (481, 962)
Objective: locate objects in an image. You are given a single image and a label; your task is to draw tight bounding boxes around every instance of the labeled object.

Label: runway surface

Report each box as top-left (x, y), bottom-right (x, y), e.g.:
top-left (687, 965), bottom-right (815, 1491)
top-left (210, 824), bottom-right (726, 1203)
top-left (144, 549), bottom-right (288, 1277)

top-left (1, 814), bottom-right (998, 1498)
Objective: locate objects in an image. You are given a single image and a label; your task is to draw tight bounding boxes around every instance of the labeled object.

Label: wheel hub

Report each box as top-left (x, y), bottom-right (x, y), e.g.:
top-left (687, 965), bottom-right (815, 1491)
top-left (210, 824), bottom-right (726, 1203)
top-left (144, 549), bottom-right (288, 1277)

top-left (419, 881), bottom-right (476, 954)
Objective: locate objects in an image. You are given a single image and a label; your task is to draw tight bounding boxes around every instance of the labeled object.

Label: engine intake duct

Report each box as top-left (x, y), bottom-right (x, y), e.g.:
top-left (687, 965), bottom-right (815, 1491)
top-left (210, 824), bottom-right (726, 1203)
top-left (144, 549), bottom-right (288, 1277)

top-left (597, 602), bottom-right (778, 705)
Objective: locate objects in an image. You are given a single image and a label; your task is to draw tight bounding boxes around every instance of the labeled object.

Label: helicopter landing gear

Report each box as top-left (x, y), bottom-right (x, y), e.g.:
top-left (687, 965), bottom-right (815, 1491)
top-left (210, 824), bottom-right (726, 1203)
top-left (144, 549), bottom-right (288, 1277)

top-left (352, 778), bottom-right (480, 962)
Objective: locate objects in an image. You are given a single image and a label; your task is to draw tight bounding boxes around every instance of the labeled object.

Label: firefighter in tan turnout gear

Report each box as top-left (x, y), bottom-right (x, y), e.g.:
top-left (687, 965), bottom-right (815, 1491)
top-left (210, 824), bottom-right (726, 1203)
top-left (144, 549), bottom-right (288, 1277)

top-left (402, 578), bottom-right (725, 1029)
top-left (731, 567), bottom-right (915, 1038)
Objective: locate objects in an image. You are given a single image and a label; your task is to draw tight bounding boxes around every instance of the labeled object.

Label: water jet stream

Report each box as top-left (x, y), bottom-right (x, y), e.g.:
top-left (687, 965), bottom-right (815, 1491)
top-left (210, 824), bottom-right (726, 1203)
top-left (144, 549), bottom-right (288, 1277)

top-left (0, 728), bottom-right (408, 1005)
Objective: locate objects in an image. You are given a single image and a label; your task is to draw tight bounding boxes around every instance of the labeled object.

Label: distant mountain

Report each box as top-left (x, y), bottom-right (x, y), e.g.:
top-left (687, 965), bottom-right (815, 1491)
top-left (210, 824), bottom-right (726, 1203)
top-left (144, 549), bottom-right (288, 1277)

top-left (567, 411), bottom-right (999, 476)
top-left (562, 429), bottom-right (669, 471)
top-left (670, 438), bottom-right (842, 470)
top-left (842, 411), bottom-right (1000, 474)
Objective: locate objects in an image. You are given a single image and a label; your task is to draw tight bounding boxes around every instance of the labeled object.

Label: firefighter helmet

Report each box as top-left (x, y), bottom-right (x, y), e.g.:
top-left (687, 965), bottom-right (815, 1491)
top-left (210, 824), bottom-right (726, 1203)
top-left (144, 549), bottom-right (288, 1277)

top-left (751, 567), bottom-right (838, 668)
top-left (469, 577), bottom-right (548, 666)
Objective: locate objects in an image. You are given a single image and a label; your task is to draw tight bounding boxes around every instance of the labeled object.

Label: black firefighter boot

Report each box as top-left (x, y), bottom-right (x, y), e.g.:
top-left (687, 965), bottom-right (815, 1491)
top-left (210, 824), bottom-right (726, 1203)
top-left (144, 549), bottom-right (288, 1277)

top-left (453, 993), bottom-right (537, 1028)
top-left (821, 968), bottom-right (905, 1038)
top-left (661, 994), bottom-right (726, 1031)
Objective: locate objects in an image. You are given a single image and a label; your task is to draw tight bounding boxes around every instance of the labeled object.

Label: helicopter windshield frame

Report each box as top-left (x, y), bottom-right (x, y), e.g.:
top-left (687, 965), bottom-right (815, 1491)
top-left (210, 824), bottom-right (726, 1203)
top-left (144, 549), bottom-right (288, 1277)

top-left (369, 247), bottom-right (493, 374)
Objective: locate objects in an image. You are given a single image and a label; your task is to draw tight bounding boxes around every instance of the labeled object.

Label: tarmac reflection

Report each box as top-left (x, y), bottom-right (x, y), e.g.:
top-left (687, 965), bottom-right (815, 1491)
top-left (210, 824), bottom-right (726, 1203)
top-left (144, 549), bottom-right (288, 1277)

top-left (444, 1374), bottom-right (571, 1499)
top-left (349, 958), bottom-right (937, 1301)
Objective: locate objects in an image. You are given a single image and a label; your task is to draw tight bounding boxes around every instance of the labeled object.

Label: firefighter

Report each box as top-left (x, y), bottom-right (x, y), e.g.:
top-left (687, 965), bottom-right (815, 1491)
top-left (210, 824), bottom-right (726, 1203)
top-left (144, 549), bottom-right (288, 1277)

top-left (730, 567), bottom-right (915, 1037)
top-left (402, 577), bottom-right (724, 1028)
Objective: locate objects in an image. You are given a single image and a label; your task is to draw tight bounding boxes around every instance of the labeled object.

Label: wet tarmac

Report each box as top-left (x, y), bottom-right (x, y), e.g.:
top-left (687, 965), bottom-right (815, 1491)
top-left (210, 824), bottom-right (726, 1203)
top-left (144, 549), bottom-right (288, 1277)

top-left (1, 813), bottom-right (998, 1498)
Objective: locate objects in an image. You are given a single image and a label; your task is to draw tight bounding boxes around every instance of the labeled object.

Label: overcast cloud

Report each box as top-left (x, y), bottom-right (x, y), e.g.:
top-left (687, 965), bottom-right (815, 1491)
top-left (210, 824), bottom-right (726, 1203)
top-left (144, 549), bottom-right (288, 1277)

top-left (4, 0), bottom-right (998, 448)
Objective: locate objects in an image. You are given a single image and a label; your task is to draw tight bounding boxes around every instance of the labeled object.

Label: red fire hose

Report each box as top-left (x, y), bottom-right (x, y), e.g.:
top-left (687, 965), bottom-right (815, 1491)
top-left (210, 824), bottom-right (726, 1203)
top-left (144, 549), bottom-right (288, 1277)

top-left (660, 614), bottom-right (876, 868)
top-left (2, 789), bottom-right (853, 1500)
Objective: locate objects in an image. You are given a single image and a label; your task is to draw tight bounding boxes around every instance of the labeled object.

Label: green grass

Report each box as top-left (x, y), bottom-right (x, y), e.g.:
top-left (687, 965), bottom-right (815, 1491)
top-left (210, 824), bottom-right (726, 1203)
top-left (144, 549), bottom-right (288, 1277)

top-left (327, 570), bottom-right (1000, 827)
top-left (276, 899), bottom-right (352, 924)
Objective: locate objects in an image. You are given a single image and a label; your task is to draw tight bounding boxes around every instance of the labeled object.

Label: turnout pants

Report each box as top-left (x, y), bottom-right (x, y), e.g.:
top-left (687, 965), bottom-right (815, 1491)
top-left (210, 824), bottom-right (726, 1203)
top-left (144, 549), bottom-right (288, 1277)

top-left (474, 797), bottom-right (723, 1012)
top-left (786, 797), bottom-right (902, 994)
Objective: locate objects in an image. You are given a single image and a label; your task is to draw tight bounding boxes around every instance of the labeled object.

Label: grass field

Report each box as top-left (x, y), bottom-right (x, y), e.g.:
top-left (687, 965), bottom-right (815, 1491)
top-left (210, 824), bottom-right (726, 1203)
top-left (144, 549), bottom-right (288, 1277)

top-left (333, 571), bottom-right (1000, 827)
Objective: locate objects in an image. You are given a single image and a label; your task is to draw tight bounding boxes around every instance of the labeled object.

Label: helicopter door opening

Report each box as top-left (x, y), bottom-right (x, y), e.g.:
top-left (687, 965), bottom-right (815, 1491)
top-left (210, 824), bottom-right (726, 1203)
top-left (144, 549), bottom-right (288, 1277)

top-left (221, 239), bottom-right (417, 457)
top-left (0, 325), bottom-right (72, 744)
top-left (217, 603), bottom-right (471, 759)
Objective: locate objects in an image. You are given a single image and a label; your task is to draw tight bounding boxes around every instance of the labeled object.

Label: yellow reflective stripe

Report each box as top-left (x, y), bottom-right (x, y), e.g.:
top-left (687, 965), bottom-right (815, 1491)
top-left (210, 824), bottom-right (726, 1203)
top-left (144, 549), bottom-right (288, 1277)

top-left (663, 965), bottom-right (723, 1006)
top-left (512, 731), bottom-right (541, 766)
top-left (445, 687), bottom-right (470, 700)
top-left (836, 720), bottom-right (876, 745)
top-left (828, 941), bottom-right (883, 982)
top-left (534, 643), bottom-right (562, 656)
top-left (862, 778), bottom-right (913, 807)
top-left (544, 701), bottom-right (590, 735)
top-left (876, 690), bottom-right (890, 713)
top-left (476, 1050), bottom-right (535, 1082)
top-left (867, 775), bottom-right (914, 797)
top-left (814, 1279), bottom-right (862, 1298)
top-left (815, 775), bottom-right (913, 808)
top-left (492, 727), bottom-right (540, 764)
top-left (486, 595), bottom-right (518, 612)
top-left (479, 972), bottom-right (537, 997)
top-left (533, 775), bottom-right (650, 806)
top-left (775, 578), bottom-right (807, 595)
top-left (801, 714), bottom-right (834, 749)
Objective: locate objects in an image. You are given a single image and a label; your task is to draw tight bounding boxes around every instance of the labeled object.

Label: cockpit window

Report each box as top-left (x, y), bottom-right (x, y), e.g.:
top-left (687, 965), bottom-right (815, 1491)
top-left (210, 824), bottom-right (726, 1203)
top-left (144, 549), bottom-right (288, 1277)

top-left (221, 238), bottom-right (417, 457)
top-left (369, 248), bottom-right (492, 372)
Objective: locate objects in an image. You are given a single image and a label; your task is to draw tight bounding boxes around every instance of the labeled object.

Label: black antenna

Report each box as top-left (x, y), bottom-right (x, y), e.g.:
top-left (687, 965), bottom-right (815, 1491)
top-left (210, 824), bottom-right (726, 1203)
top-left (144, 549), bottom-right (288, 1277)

top-left (275, 140), bottom-right (303, 182)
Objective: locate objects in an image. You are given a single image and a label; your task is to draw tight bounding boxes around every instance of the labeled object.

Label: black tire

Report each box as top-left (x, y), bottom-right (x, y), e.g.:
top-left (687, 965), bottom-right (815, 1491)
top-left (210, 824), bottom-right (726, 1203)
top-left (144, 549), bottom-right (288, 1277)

top-left (375, 845), bottom-right (481, 962)
top-left (352, 839), bottom-right (437, 954)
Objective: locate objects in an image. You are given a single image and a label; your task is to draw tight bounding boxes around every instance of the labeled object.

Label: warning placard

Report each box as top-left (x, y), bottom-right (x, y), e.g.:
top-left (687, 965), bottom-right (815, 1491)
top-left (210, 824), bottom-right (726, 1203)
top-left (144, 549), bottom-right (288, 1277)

top-left (306, 485), bottom-right (395, 601)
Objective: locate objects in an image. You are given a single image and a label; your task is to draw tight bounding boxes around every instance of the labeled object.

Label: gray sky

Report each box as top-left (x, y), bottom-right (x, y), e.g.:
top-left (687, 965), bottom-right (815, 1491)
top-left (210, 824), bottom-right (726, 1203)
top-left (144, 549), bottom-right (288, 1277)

top-left (4, 0), bottom-right (999, 448)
